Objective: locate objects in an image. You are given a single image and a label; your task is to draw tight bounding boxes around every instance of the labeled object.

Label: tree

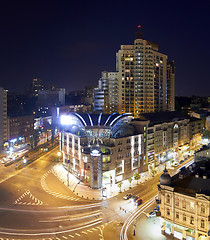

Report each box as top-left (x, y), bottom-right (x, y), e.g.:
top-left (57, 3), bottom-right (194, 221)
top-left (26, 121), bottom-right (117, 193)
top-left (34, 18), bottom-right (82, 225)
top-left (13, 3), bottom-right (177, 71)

top-left (118, 182), bottom-right (122, 193)
top-left (128, 177), bottom-right (133, 188)
top-left (134, 172), bottom-right (141, 185)
top-left (29, 135), bottom-right (34, 149)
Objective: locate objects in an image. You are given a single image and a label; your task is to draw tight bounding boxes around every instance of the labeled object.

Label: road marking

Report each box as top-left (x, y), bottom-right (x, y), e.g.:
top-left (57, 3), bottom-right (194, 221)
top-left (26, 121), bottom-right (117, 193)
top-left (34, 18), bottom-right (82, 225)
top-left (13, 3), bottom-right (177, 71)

top-left (82, 231), bottom-right (87, 234)
top-left (41, 171), bottom-right (80, 202)
top-left (55, 237), bottom-right (61, 240)
top-left (68, 235), bottom-right (74, 238)
top-left (75, 233), bottom-right (80, 236)
top-left (62, 236), bottom-right (67, 239)
top-left (87, 230), bottom-right (93, 233)
top-left (13, 190), bottom-right (44, 206)
top-left (92, 228), bottom-right (97, 231)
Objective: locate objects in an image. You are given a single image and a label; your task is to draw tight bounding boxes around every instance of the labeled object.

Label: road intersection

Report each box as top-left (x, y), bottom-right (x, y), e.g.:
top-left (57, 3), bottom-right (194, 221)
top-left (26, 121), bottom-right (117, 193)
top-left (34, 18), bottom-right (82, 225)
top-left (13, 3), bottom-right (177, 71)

top-left (0, 146), bottom-right (194, 240)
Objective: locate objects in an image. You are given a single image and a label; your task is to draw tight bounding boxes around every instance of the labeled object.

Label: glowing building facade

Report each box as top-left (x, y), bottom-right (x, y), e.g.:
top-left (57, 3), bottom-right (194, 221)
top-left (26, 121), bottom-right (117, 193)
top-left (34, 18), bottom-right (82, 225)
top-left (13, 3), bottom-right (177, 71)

top-left (94, 27), bottom-right (175, 117)
top-left (158, 147), bottom-right (210, 240)
top-left (59, 112), bottom-right (143, 189)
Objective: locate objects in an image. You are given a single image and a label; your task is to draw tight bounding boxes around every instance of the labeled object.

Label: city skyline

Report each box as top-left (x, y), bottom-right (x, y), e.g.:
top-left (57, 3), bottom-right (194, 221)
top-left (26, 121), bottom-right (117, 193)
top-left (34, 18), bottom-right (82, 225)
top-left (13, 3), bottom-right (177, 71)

top-left (0, 1), bottom-right (209, 96)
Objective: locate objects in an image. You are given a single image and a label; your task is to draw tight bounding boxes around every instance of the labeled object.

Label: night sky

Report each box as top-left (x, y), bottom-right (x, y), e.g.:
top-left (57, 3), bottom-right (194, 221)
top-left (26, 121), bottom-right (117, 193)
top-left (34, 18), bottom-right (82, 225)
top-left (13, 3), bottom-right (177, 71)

top-left (0, 0), bottom-right (209, 96)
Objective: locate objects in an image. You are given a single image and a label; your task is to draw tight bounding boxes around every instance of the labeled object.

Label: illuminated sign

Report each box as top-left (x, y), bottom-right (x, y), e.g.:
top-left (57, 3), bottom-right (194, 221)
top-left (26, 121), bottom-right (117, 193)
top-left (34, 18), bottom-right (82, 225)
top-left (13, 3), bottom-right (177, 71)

top-left (91, 149), bottom-right (100, 156)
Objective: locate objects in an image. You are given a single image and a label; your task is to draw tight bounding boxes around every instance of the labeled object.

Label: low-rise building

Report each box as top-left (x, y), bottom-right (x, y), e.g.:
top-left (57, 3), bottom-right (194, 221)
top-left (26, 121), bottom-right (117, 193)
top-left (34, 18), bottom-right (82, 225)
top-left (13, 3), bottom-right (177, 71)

top-left (132, 111), bottom-right (202, 172)
top-left (7, 115), bottom-right (34, 143)
top-left (158, 146), bottom-right (210, 240)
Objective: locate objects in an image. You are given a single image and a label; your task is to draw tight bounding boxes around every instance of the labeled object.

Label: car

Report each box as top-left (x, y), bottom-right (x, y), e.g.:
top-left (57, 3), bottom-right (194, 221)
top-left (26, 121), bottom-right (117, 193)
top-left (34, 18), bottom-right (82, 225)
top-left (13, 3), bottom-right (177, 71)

top-left (146, 211), bottom-right (156, 218)
top-left (123, 194), bottom-right (132, 200)
top-left (135, 198), bottom-right (143, 206)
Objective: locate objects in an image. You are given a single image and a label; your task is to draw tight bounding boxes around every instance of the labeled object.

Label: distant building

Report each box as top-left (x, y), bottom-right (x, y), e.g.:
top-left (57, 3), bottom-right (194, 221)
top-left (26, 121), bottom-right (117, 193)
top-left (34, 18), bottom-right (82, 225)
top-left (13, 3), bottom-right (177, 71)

top-left (167, 61), bottom-right (175, 111)
top-left (190, 110), bottom-right (209, 119)
top-left (38, 88), bottom-right (65, 106)
top-left (94, 71), bottom-right (118, 113)
top-left (0, 87), bottom-right (7, 151)
top-left (32, 78), bottom-right (44, 97)
top-left (83, 86), bottom-right (95, 108)
top-left (7, 115), bottom-right (34, 143)
top-left (37, 88), bottom-right (65, 116)
top-left (158, 146), bottom-right (210, 240)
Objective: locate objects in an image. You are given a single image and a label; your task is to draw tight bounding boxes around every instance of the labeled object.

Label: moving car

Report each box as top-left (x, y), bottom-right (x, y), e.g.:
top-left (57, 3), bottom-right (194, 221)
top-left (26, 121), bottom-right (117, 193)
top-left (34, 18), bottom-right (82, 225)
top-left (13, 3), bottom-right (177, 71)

top-left (135, 198), bottom-right (143, 206)
top-left (123, 193), bottom-right (133, 200)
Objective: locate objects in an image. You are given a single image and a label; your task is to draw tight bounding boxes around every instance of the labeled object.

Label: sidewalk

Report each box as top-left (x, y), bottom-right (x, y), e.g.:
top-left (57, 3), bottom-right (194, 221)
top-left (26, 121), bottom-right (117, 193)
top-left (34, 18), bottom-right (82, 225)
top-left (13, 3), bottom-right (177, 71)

top-left (53, 164), bottom-right (103, 200)
top-left (53, 163), bottom-right (167, 201)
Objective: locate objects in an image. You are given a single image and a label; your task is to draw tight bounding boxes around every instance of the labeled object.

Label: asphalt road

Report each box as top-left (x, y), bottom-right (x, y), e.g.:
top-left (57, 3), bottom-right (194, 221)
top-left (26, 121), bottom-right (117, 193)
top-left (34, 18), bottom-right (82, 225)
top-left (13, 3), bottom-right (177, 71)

top-left (0, 147), bottom-right (194, 240)
top-left (0, 147), bottom-right (103, 240)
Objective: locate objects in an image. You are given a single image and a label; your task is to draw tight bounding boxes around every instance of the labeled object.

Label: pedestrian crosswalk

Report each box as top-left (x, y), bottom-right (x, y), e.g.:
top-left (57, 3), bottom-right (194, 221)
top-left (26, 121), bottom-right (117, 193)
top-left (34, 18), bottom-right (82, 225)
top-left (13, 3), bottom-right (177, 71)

top-left (41, 170), bottom-right (79, 201)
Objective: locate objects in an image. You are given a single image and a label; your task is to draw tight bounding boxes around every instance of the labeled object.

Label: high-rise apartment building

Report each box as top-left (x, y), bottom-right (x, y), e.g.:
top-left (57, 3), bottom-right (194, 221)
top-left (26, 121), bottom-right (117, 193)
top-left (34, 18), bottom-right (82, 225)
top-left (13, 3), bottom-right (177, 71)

top-left (0, 87), bottom-right (7, 151)
top-left (94, 71), bottom-right (118, 113)
top-left (94, 27), bottom-right (175, 117)
top-left (167, 61), bottom-right (175, 111)
top-left (32, 78), bottom-right (44, 97)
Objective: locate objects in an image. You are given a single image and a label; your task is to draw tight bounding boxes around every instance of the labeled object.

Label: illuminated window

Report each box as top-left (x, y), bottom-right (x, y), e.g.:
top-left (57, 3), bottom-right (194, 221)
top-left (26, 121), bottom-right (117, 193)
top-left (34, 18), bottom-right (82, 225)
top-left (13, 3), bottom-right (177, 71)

top-left (201, 219), bottom-right (205, 228)
top-left (190, 202), bottom-right (194, 210)
top-left (175, 198), bottom-right (179, 207)
top-left (182, 200), bottom-right (186, 209)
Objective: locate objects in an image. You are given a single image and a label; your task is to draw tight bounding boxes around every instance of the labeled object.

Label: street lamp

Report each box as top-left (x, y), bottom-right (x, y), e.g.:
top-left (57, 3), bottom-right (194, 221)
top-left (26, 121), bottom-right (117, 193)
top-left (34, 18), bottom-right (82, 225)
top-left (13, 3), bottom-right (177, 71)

top-left (57, 151), bottom-right (62, 162)
top-left (23, 158), bottom-right (27, 166)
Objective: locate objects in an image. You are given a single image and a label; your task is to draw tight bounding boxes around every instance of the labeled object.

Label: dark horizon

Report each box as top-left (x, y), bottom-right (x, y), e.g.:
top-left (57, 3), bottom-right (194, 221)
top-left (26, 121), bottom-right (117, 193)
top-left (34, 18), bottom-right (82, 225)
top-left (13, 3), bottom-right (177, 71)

top-left (0, 1), bottom-right (209, 97)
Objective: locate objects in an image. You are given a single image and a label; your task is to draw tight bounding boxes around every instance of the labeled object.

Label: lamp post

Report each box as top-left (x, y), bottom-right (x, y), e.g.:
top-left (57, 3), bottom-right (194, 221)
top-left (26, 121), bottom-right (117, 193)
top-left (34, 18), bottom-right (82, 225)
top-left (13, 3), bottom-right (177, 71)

top-left (57, 151), bottom-right (61, 162)
top-left (67, 159), bottom-right (70, 186)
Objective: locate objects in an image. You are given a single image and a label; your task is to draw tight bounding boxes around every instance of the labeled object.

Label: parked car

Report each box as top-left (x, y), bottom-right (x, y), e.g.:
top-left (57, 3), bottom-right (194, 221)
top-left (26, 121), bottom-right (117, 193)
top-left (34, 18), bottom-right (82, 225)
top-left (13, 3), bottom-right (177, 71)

top-left (123, 194), bottom-right (132, 200)
top-left (146, 211), bottom-right (156, 218)
top-left (135, 198), bottom-right (143, 206)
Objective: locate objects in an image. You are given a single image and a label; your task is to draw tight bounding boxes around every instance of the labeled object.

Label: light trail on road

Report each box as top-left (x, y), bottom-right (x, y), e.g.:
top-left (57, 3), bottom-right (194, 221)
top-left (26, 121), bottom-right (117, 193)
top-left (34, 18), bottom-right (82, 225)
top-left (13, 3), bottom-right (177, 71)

top-left (0, 218), bottom-right (103, 236)
top-left (120, 196), bottom-right (156, 240)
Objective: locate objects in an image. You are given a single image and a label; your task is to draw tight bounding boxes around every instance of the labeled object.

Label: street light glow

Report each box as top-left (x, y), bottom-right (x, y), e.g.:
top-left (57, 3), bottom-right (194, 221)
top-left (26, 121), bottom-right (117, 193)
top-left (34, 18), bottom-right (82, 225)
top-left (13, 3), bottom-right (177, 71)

top-left (60, 115), bottom-right (72, 125)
